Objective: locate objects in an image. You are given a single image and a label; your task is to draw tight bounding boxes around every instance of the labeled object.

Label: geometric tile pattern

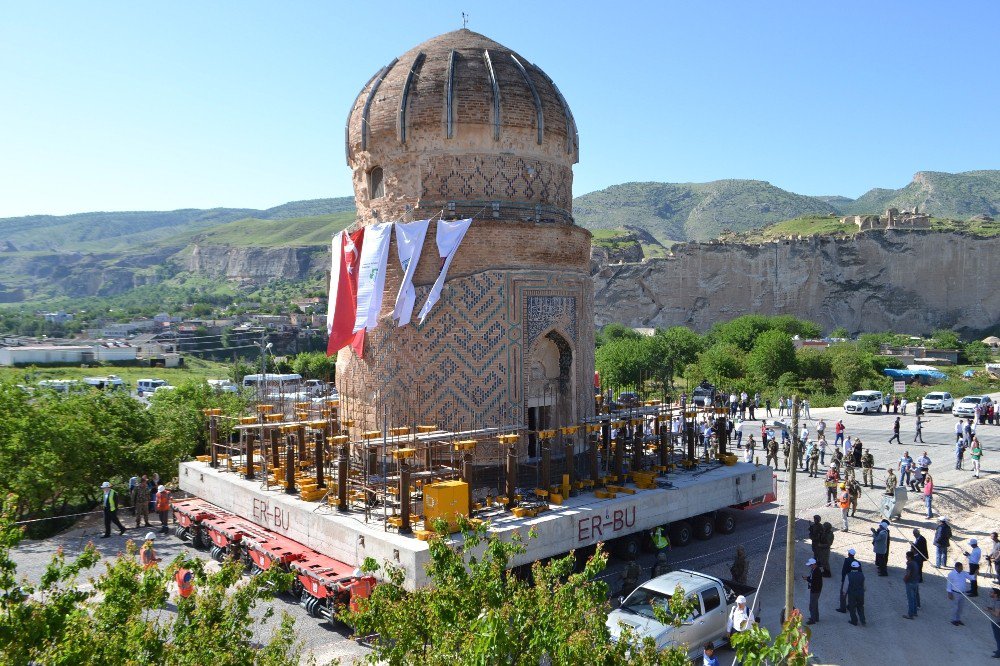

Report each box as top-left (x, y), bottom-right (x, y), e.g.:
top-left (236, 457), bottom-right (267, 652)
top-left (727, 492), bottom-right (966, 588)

top-left (420, 154), bottom-right (572, 212)
top-left (336, 267), bottom-right (594, 462)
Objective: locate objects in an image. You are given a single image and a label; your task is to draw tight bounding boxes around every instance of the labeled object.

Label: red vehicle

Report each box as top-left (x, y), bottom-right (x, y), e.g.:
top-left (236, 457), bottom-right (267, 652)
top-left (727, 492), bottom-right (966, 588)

top-left (170, 496), bottom-right (375, 626)
top-left (290, 550), bottom-right (376, 622)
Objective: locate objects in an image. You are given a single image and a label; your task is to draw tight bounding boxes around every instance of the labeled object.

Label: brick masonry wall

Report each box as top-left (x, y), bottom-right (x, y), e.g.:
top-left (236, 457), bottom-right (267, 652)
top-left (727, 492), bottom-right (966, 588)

top-left (336, 266), bottom-right (595, 462)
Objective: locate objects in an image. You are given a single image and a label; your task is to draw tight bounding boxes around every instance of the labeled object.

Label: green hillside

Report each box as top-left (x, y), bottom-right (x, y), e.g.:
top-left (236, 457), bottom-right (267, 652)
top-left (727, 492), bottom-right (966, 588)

top-left (5, 170), bottom-right (997, 255)
top-left (741, 213), bottom-right (1000, 244)
top-left (0, 197), bottom-right (355, 252)
top-left (842, 170), bottom-right (1000, 217)
top-left (573, 180), bottom-right (838, 243)
top-left (814, 195), bottom-right (854, 212)
top-left (170, 211), bottom-right (355, 248)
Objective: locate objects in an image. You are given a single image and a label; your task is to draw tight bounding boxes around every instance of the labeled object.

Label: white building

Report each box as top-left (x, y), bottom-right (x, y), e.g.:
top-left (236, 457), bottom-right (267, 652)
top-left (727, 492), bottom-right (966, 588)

top-left (0, 342), bottom-right (137, 366)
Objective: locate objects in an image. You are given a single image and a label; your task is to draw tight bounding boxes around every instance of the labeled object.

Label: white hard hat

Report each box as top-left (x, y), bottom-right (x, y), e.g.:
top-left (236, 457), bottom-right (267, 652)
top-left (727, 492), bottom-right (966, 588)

top-left (101, 481), bottom-right (111, 488)
top-left (352, 568), bottom-right (362, 577)
top-left (145, 532), bottom-right (156, 541)
top-left (970, 539), bottom-right (978, 546)
top-left (806, 558), bottom-right (817, 566)
top-left (736, 595), bottom-right (746, 604)
top-left (158, 485), bottom-right (165, 492)
top-left (848, 548), bottom-right (856, 556)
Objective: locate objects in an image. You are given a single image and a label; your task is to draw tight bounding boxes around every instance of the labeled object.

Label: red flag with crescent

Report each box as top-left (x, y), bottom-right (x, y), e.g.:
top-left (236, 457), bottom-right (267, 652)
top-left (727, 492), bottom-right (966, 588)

top-left (326, 227), bottom-right (366, 356)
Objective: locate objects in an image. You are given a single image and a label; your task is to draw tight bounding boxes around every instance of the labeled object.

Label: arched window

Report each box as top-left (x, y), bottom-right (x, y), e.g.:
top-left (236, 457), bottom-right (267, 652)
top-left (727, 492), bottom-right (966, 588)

top-left (368, 167), bottom-right (384, 199)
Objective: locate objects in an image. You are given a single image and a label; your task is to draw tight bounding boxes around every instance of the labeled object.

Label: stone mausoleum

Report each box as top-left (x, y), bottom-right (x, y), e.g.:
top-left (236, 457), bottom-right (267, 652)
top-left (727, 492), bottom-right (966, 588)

top-left (337, 29), bottom-right (595, 458)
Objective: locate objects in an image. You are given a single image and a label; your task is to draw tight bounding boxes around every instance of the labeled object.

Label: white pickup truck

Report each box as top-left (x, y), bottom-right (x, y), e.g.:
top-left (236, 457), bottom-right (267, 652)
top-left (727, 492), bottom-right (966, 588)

top-left (606, 570), bottom-right (757, 659)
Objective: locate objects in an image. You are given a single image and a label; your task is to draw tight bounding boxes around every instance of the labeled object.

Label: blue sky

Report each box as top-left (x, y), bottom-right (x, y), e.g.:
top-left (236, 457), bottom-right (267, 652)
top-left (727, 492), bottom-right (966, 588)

top-left (1, 1), bottom-right (997, 217)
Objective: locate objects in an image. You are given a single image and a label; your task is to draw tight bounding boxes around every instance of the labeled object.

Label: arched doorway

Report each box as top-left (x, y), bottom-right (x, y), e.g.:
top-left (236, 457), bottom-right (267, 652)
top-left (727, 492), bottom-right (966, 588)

top-left (525, 330), bottom-right (575, 457)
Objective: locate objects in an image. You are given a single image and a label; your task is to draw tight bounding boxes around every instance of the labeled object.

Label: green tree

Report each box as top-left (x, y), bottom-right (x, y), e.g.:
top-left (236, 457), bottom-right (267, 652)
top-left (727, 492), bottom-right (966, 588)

top-left (595, 337), bottom-right (652, 388)
top-left (696, 342), bottom-right (745, 385)
top-left (745, 330), bottom-right (796, 383)
top-left (0, 388), bottom-right (157, 519)
top-left (145, 381), bottom-right (248, 474)
top-left (830, 326), bottom-right (850, 339)
top-left (646, 327), bottom-right (704, 387)
top-left (826, 344), bottom-right (881, 396)
top-left (0, 495), bottom-right (300, 665)
top-left (930, 329), bottom-right (960, 350)
top-left (963, 341), bottom-right (993, 365)
top-left (596, 323), bottom-right (642, 348)
top-left (795, 348), bottom-right (832, 383)
top-left (351, 520), bottom-right (694, 665)
top-left (730, 607), bottom-right (812, 666)
top-left (767, 315), bottom-right (821, 340)
top-left (290, 351), bottom-right (337, 380)
top-left (708, 315), bottom-right (774, 352)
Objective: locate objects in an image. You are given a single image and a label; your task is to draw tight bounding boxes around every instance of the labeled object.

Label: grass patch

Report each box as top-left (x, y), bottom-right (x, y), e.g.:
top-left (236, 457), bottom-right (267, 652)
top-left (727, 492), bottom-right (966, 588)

top-left (0, 357), bottom-right (235, 387)
top-left (168, 212), bottom-right (355, 248)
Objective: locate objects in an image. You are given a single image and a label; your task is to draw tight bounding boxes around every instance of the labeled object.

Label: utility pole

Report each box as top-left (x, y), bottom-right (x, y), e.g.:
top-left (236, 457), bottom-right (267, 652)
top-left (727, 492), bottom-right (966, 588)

top-left (258, 331), bottom-right (270, 403)
top-left (784, 395), bottom-right (800, 620)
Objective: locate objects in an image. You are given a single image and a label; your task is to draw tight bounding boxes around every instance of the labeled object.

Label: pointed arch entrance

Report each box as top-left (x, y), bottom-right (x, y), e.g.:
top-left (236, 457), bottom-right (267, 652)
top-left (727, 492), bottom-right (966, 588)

top-left (525, 329), bottom-right (575, 457)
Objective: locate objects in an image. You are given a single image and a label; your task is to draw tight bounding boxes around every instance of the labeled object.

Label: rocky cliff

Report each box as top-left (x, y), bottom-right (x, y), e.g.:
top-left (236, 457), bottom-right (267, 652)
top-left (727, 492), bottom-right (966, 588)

top-left (183, 245), bottom-right (328, 284)
top-left (593, 230), bottom-right (1000, 336)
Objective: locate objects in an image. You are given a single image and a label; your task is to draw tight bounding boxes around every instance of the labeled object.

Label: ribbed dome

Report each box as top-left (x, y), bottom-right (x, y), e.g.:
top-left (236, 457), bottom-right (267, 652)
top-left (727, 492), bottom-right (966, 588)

top-left (345, 29), bottom-right (578, 165)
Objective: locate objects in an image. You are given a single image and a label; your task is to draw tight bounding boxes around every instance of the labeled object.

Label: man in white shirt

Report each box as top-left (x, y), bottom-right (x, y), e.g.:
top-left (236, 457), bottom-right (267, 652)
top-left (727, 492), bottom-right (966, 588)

top-left (727, 595), bottom-right (753, 636)
top-left (964, 539), bottom-right (982, 597)
top-left (946, 562), bottom-right (973, 625)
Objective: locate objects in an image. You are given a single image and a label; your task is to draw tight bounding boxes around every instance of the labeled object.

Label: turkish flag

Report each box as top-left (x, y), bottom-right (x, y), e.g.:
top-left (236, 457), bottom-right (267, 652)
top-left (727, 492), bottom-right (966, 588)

top-left (326, 228), bottom-right (366, 356)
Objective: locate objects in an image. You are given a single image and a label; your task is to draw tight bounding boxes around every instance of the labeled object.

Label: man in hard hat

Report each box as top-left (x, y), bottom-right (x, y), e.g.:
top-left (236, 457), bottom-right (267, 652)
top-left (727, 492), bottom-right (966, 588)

top-left (837, 483), bottom-right (851, 532)
top-left (338, 568), bottom-right (375, 613)
top-left (100, 481), bottom-right (126, 538)
top-left (727, 594), bottom-right (753, 638)
top-left (154, 484), bottom-right (172, 534)
top-left (139, 532), bottom-right (161, 569)
top-left (175, 568), bottom-right (194, 599)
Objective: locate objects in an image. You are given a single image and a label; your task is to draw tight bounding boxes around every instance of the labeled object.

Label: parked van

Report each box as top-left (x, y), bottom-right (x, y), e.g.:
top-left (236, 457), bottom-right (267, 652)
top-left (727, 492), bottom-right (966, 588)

top-left (843, 390), bottom-right (883, 414)
top-left (242, 374), bottom-right (303, 392)
top-left (82, 375), bottom-right (126, 391)
top-left (137, 378), bottom-right (168, 395)
top-left (38, 379), bottom-right (82, 393)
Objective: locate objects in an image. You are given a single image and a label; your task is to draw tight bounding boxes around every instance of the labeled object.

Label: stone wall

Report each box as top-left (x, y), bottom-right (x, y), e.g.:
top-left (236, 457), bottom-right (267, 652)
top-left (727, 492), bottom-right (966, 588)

top-left (593, 230), bottom-right (1000, 336)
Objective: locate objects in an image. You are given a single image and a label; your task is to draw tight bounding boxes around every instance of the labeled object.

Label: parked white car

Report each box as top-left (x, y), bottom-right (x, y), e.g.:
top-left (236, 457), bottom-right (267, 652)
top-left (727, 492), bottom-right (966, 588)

top-left (137, 378), bottom-right (168, 395)
top-left (607, 570), bottom-right (757, 659)
top-left (921, 392), bottom-right (953, 412)
top-left (844, 390), bottom-right (883, 414)
top-left (953, 395), bottom-right (993, 418)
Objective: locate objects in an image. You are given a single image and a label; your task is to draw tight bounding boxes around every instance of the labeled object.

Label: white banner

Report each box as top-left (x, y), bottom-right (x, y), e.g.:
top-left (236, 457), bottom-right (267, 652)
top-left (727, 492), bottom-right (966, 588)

top-left (392, 219), bottom-right (430, 327)
top-left (352, 222), bottom-right (393, 333)
top-left (326, 231), bottom-right (344, 336)
top-left (418, 218), bottom-right (472, 324)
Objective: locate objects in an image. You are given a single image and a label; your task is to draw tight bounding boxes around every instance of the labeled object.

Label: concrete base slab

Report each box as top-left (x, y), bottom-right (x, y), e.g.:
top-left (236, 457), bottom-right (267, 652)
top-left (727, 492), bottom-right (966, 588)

top-left (180, 460), bottom-right (774, 590)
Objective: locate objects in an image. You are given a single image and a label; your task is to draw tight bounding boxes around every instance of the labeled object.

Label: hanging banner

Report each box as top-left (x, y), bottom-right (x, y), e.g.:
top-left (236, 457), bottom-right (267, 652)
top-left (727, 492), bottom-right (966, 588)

top-left (353, 221), bottom-right (393, 334)
top-left (392, 219), bottom-right (430, 327)
top-left (418, 218), bottom-right (472, 324)
top-left (326, 228), bottom-right (365, 355)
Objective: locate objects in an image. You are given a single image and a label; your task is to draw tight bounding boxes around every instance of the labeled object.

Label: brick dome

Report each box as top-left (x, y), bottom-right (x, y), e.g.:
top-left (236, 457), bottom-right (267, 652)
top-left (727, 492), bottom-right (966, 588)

top-left (345, 29), bottom-right (579, 225)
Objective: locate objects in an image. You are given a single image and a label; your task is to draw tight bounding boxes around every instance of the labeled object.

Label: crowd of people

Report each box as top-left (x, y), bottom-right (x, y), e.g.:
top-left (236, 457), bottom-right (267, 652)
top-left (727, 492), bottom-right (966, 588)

top-left (709, 391), bottom-right (999, 660)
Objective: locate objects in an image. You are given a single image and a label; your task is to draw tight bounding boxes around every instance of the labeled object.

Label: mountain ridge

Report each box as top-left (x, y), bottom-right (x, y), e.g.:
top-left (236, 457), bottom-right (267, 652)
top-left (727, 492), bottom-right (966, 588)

top-left (4, 171), bottom-right (999, 252)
